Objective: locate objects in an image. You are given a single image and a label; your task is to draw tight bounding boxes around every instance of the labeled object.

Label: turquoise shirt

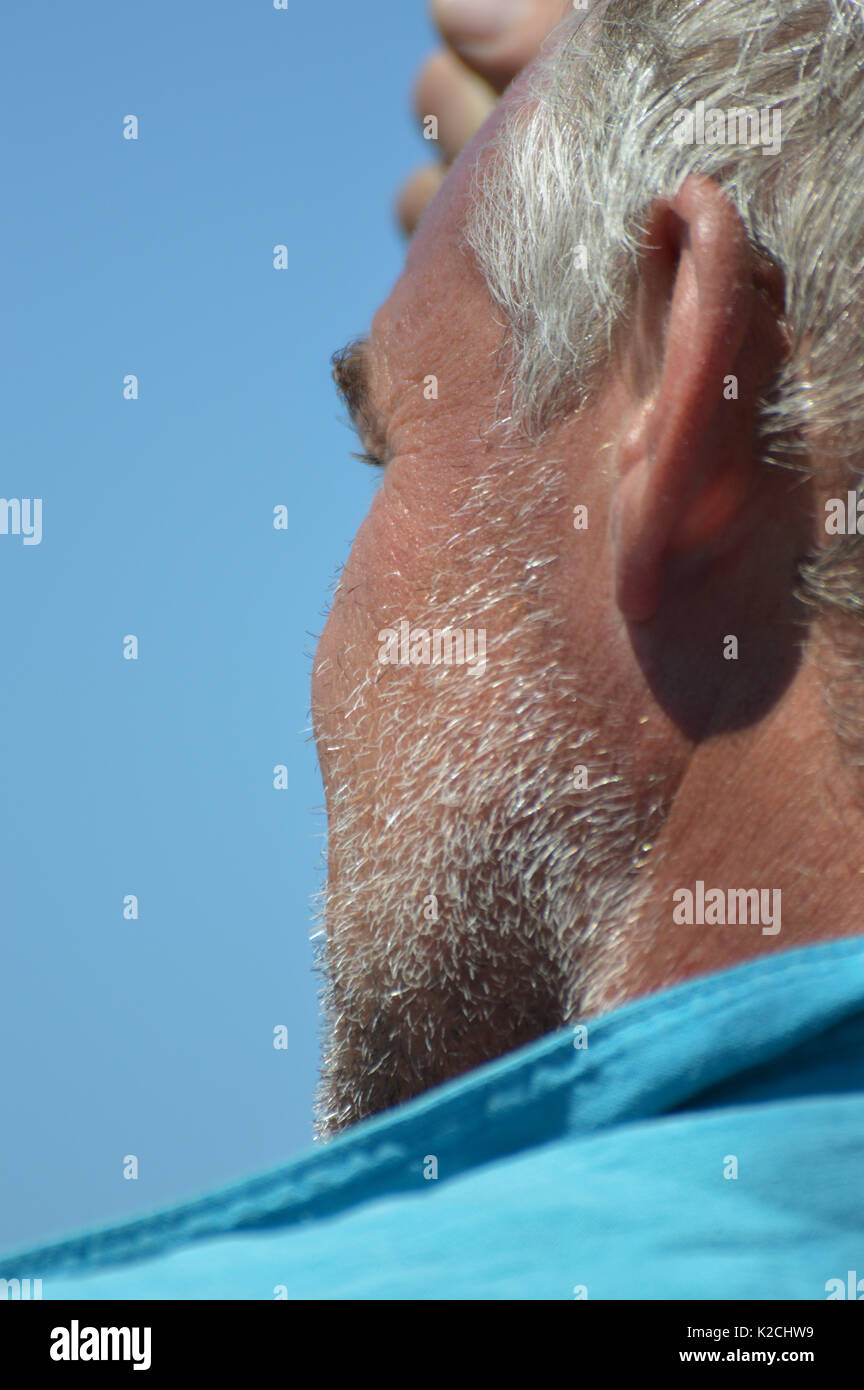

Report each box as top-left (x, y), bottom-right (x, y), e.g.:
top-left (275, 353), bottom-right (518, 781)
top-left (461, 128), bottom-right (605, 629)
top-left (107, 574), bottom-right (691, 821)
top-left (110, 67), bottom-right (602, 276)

top-left (3, 937), bottom-right (864, 1300)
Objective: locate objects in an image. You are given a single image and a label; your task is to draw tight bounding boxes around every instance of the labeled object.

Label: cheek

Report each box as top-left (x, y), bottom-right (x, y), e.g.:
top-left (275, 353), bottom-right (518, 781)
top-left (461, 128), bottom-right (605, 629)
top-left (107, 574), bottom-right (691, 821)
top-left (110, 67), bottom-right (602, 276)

top-left (310, 470), bottom-right (434, 745)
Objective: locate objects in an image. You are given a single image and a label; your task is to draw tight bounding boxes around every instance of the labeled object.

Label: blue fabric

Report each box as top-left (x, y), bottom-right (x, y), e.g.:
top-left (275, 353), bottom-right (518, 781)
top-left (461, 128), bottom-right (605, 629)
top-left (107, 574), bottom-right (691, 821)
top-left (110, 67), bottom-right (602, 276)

top-left (4, 937), bottom-right (864, 1299)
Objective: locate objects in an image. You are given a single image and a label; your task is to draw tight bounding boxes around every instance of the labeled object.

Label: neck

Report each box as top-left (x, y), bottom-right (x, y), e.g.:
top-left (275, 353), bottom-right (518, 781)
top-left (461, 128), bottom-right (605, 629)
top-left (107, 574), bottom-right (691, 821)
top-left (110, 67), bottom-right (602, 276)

top-left (584, 644), bottom-right (864, 1015)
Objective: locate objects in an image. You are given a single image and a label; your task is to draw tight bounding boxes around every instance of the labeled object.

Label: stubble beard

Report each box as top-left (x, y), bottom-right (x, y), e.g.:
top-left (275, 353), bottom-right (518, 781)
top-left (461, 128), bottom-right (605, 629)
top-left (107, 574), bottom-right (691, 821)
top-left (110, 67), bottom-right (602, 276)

top-left (313, 454), bottom-right (661, 1136)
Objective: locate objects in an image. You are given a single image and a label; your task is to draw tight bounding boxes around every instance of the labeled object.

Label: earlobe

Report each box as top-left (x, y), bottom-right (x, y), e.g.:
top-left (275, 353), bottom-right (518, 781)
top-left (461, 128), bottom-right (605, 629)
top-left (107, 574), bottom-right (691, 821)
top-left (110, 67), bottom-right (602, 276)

top-left (610, 176), bottom-right (787, 626)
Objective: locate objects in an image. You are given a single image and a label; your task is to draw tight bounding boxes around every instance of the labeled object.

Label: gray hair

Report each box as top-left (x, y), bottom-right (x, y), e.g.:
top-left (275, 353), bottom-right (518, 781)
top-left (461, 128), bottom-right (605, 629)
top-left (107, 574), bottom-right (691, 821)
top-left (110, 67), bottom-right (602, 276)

top-left (465, 0), bottom-right (864, 660)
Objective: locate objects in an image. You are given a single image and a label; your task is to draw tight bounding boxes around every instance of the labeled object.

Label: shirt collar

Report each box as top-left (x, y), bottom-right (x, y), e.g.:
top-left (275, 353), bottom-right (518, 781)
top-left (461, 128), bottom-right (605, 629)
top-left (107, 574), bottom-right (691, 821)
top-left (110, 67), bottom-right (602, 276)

top-left (4, 935), bottom-right (864, 1278)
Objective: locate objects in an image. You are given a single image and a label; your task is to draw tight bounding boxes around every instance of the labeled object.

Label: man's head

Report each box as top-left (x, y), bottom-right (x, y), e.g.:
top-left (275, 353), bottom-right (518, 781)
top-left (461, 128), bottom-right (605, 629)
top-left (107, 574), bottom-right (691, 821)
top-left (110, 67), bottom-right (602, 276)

top-left (312, 0), bottom-right (864, 1134)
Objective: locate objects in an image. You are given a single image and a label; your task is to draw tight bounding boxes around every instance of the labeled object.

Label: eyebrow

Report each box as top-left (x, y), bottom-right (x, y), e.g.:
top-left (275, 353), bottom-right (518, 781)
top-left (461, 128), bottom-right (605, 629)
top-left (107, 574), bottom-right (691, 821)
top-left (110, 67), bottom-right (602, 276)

top-left (331, 336), bottom-right (376, 439)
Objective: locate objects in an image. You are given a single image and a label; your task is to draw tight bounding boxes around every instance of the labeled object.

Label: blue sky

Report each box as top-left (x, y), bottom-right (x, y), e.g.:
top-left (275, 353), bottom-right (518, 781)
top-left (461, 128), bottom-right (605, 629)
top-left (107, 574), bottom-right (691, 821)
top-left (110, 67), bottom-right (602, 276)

top-left (0, 0), bottom-right (436, 1250)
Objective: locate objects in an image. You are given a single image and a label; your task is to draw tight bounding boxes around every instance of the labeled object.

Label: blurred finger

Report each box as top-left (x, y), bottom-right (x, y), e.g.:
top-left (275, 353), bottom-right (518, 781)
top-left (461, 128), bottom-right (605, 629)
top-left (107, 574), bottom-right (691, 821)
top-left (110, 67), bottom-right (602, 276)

top-left (396, 164), bottom-right (446, 236)
top-left (413, 49), bottom-right (497, 163)
top-left (433, 0), bottom-right (572, 94)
